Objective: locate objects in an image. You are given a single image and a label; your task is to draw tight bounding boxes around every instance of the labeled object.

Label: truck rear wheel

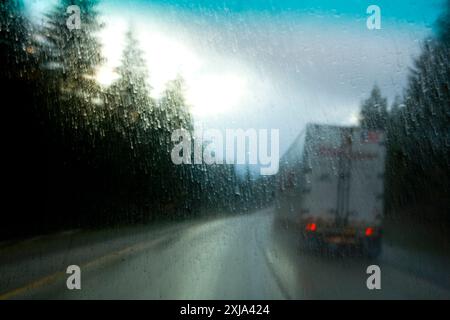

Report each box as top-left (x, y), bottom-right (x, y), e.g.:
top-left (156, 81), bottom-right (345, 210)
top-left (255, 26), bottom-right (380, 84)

top-left (363, 237), bottom-right (382, 259)
top-left (300, 234), bottom-right (323, 254)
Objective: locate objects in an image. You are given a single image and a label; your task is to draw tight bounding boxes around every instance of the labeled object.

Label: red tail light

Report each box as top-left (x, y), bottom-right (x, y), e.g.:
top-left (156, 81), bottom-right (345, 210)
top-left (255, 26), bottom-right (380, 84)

top-left (365, 227), bottom-right (374, 236)
top-left (306, 223), bottom-right (317, 232)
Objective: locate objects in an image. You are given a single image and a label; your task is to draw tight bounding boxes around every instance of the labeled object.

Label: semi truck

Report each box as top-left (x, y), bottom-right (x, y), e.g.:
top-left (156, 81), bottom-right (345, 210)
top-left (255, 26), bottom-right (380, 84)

top-left (277, 124), bottom-right (386, 258)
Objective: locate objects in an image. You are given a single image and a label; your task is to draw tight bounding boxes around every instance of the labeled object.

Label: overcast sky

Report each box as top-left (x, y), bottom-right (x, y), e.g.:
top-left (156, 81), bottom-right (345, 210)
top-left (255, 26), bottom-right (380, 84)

top-left (25, 0), bottom-right (445, 163)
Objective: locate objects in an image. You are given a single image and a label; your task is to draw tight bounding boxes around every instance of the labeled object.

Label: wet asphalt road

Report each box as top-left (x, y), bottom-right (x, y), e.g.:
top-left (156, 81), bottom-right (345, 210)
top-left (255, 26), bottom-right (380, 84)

top-left (1, 207), bottom-right (449, 299)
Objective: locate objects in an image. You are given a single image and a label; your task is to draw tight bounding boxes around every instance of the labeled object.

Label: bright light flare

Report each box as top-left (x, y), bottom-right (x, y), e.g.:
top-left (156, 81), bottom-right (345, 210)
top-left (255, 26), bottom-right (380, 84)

top-left (96, 16), bottom-right (248, 117)
top-left (186, 73), bottom-right (247, 116)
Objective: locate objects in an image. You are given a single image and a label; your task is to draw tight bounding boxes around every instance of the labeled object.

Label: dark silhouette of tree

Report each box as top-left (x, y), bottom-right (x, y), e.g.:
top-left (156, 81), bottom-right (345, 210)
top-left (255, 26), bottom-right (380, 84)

top-left (111, 29), bottom-right (155, 126)
top-left (359, 85), bottom-right (388, 130)
top-left (38, 0), bottom-right (104, 132)
top-left (0, 0), bottom-right (267, 240)
top-left (159, 75), bottom-right (194, 133)
top-left (437, 0), bottom-right (450, 46)
top-left (155, 76), bottom-right (196, 215)
top-left (385, 1), bottom-right (450, 223)
top-left (41, 0), bottom-right (103, 78)
top-left (33, 0), bottom-right (109, 228)
top-left (106, 29), bottom-right (156, 172)
top-left (1, 0), bottom-right (43, 239)
top-left (0, 1), bottom-right (37, 80)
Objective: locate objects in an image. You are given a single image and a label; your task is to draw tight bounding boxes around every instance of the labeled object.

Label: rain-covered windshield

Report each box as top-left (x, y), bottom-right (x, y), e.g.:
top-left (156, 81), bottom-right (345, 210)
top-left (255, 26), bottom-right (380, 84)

top-left (0, 0), bottom-right (449, 300)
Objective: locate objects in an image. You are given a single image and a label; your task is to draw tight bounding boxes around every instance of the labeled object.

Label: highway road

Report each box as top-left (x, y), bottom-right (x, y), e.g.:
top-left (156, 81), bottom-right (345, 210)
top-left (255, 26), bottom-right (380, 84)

top-left (1, 207), bottom-right (449, 299)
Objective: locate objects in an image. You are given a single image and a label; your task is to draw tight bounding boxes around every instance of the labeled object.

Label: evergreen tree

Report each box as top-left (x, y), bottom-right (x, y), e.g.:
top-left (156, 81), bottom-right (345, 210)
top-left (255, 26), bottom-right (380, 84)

top-left (1, 0), bottom-right (44, 238)
top-left (384, 0), bottom-right (450, 221)
top-left (0, 0), bottom-right (37, 80)
top-left (107, 29), bottom-right (156, 172)
top-left (38, 0), bottom-right (105, 133)
top-left (111, 29), bottom-right (155, 129)
top-left (34, 0), bottom-right (108, 228)
top-left (159, 75), bottom-right (194, 133)
top-left (156, 76), bottom-right (195, 213)
top-left (359, 85), bottom-right (388, 130)
top-left (436, 0), bottom-right (450, 46)
top-left (403, 42), bottom-right (450, 163)
top-left (41, 0), bottom-right (103, 80)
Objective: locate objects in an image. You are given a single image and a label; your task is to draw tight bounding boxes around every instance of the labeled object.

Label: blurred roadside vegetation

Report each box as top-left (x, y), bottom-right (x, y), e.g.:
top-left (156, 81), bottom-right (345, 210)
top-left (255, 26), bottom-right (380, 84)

top-left (1, 0), bottom-right (448, 241)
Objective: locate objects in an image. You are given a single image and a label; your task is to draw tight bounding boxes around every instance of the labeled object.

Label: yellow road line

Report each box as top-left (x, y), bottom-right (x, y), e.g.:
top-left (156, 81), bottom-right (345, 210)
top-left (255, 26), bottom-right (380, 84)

top-left (0, 235), bottom-right (172, 300)
top-left (0, 271), bottom-right (66, 300)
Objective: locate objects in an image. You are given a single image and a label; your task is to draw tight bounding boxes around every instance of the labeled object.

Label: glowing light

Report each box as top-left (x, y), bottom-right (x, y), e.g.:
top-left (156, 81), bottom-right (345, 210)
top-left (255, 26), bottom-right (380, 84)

top-left (186, 73), bottom-right (247, 116)
top-left (348, 111), bottom-right (360, 125)
top-left (96, 17), bottom-right (247, 117)
top-left (95, 66), bottom-right (119, 86)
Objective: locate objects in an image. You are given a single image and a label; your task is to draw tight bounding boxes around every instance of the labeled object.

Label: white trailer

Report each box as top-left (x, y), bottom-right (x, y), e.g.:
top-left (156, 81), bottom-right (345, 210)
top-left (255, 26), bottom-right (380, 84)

top-left (277, 124), bottom-right (386, 257)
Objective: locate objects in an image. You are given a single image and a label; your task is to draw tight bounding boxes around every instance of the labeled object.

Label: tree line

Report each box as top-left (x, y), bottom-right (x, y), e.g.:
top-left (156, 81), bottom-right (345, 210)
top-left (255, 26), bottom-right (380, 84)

top-left (359, 0), bottom-right (450, 224)
top-left (2, 0), bottom-right (447, 240)
top-left (1, 0), bottom-right (273, 240)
